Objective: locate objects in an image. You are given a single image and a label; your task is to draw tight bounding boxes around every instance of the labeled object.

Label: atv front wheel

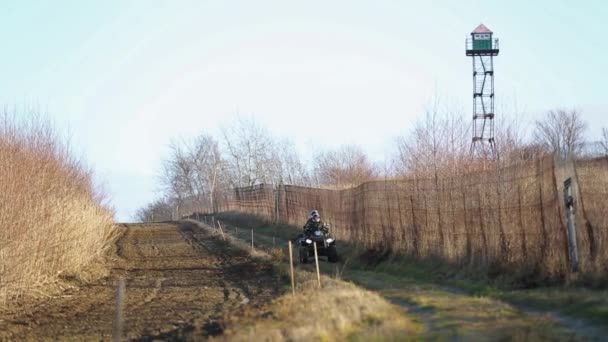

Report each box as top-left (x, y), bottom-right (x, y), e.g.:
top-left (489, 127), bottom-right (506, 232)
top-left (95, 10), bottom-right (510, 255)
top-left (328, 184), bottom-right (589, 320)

top-left (299, 247), bottom-right (309, 264)
top-left (327, 245), bottom-right (338, 263)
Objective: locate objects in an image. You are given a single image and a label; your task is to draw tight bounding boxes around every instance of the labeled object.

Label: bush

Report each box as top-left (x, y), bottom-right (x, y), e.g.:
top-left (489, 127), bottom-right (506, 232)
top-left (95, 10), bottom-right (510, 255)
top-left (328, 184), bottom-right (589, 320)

top-left (0, 114), bottom-right (116, 305)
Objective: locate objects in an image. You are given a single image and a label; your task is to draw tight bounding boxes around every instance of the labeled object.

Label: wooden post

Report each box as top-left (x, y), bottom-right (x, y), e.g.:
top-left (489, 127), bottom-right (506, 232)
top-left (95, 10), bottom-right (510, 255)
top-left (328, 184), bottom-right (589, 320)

top-left (313, 243), bottom-right (321, 288)
top-left (112, 278), bottom-right (126, 342)
top-left (288, 241), bottom-right (296, 295)
top-left (564, 178), bottom-right (579, 272)
top-left (217, 220), bottom-right (226, 240)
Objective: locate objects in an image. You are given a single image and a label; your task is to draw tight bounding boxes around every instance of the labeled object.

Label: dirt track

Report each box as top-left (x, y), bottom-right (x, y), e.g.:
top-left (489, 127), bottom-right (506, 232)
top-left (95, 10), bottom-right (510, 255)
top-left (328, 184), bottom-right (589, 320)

top-left (0, 222), bottom-right (280, 341)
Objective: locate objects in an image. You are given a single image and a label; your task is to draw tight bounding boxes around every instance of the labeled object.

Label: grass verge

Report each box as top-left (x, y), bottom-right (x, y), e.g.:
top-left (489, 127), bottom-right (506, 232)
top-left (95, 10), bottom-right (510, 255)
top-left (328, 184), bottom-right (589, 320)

top-left (216, 277), bottom-right (423, 341)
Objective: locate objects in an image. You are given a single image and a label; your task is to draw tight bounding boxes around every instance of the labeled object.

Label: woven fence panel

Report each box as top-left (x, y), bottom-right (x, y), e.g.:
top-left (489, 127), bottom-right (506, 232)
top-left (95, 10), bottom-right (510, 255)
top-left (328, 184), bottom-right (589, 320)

top-left (214, 157), bottom-right (607, 278)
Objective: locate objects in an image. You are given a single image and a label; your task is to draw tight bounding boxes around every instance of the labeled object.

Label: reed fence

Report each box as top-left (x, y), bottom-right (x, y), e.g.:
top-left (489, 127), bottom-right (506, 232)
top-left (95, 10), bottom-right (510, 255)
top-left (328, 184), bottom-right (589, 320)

top-left (203, 156), bottom-right (608, 279)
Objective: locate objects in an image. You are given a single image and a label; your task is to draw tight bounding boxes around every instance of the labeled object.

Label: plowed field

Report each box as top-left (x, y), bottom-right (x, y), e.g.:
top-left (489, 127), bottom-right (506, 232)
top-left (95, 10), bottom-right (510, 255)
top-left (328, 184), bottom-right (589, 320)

top-left (0, 222), bottom-right (280, 341)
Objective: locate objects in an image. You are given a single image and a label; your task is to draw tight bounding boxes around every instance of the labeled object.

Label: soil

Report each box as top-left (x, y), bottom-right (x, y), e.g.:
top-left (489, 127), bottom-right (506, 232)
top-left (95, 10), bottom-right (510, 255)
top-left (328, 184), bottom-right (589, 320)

top-left (0, 222), bottom-right (281, 341)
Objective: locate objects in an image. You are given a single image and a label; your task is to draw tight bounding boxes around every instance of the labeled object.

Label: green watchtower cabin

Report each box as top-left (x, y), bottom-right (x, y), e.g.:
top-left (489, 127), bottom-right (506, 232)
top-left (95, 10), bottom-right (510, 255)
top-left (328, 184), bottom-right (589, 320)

top-left (466, 24), bottom-right (499, 159)
top-left (472, 24), bottom-right (492, 50)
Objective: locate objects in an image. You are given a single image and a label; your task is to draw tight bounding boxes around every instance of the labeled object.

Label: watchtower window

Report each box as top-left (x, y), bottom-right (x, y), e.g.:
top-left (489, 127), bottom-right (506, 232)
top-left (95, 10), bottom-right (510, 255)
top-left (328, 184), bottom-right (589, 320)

top-left (473, 33), bottom-right (491, 40)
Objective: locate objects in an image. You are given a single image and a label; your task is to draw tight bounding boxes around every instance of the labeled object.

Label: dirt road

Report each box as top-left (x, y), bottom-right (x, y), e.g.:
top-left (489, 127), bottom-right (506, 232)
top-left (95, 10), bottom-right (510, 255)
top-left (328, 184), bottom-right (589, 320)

top-left (0, 222), bottom-right (280, 341)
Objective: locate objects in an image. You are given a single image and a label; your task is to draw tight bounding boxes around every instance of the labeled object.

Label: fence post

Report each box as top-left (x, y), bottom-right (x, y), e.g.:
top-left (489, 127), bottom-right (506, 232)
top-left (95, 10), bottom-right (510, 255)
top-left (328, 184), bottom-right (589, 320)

top-left (460, 189), bottom-right (471, 264)
top-left (572, 157), bottom-right (597, 262)
top-left (275, 184), bottom-right (281, 224)
top-left (536, 159), bottom-right (549, 262)
top-left (288, 241), bottom-right (296, 295)
top-left (112, 278), bottom-right (126, 342)
top-left (564, 178), bottom-right (579, 272)
top-left (217, 220), bottom-right (226, 240)
top-left (313, 242), bottom-right (322, 288)
top-left (517, 184), bottom-right (528, 261)
top-left (409, 195), bottom-right (419, 258)
top-left (477, 188), bottom-right (489, 265)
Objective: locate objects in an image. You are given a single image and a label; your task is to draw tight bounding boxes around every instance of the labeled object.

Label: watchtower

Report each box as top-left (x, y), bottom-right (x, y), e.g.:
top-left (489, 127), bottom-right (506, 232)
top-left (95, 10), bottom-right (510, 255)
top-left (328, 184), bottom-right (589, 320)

top-left (466, 24), bottom-right (499, 159)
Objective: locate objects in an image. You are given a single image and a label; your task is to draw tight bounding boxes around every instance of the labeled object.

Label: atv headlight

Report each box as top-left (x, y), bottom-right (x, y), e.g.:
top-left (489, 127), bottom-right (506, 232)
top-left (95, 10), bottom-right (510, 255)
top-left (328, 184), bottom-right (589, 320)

top-left (326, 238), bottom-right (334, 243)
top-left (305, 239), bottom-right (312, 244)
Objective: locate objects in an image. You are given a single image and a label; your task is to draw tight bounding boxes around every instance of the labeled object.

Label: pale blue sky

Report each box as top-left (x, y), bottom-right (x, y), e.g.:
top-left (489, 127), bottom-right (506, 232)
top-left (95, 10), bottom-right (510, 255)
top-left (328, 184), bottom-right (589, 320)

top-left (1, 1), bottom-right (606, 221)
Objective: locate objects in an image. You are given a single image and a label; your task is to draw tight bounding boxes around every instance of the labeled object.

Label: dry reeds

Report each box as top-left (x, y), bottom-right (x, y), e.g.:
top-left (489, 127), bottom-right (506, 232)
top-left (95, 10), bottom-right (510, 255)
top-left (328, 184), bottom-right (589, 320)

top-left (0, 114), bottom-right (115, 306)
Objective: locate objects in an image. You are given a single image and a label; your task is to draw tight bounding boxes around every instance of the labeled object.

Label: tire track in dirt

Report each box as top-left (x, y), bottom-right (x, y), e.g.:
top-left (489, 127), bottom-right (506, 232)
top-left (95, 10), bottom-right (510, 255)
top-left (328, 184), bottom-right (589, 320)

top-left (0, 221), bottom-right (280, 341)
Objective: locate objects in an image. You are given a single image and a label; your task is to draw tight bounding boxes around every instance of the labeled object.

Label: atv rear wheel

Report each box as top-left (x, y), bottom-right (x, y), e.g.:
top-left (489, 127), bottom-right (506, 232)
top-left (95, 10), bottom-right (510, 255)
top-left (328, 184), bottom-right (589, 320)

top-left (299, 246), bottom-right (309, 264)
top-left (327, 245), bottom-right (338, 263)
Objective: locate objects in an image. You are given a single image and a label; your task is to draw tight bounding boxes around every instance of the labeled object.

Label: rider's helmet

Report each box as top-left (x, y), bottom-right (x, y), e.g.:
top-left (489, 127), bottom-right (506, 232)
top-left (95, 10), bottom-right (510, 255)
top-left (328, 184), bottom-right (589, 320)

top-left (312, 213), bottom-right (321, 223)
top-left (310, 209), bottom-right (319, 218)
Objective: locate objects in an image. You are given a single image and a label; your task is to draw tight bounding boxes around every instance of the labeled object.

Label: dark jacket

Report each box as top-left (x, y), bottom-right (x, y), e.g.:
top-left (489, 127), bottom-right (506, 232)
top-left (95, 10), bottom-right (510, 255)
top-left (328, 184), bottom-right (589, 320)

top-left (303, 218), bottom-right (328, 233)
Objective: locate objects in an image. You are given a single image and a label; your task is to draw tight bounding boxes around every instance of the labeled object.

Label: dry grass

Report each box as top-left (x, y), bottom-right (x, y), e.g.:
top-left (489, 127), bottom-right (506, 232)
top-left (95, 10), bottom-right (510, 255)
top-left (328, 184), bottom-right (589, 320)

top-left (0, 114), bottom-right (116, 307)
top-left (216, 272), bottom-right (422, 341)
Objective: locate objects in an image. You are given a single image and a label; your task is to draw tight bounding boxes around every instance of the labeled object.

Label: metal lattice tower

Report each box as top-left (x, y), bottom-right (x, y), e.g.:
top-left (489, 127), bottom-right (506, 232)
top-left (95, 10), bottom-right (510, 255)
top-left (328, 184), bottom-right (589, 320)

top-left (466, 24), bottom-right (499, 159)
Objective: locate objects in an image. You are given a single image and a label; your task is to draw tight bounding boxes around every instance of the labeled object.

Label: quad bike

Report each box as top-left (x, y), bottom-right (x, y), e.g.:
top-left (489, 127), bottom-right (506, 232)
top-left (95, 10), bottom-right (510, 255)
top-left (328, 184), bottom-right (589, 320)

top-left (297, 224), bottom-right (338, 263)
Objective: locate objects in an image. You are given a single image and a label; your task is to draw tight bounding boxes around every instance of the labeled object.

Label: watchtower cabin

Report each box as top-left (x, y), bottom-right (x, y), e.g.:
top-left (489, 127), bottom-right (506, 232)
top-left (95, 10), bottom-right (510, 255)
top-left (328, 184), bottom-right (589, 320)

top-left (466, 24), bottom-right (500, 159)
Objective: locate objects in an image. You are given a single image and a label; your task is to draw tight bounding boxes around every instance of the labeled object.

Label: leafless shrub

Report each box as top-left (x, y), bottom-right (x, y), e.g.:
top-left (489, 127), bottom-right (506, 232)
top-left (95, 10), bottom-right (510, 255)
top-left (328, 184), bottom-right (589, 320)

top-left (393, 98), bottom-right (469, 178)
top-left (534, 109), bottom-right (587, 159)
top-left (601, 127), bottom-right (608, 155)
top-left (313, 144), bottom-right (376, 188)
top-left (393, 98), bottom-right (532, 177)
top-left (135, 198), bottom-right (174, 222)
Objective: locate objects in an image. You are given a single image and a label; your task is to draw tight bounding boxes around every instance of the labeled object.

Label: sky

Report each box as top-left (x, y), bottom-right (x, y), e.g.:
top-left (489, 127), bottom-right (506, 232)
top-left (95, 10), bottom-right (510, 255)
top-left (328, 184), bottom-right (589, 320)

top-left (1, 1), bottom-right (606, 221)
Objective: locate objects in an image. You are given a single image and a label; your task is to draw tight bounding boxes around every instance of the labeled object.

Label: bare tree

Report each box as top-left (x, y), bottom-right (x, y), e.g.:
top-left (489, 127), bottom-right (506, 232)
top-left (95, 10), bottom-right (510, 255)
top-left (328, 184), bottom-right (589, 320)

top-left (135, 198), bottom-right (174, 222)
top-left (188, 134), bottom-right (225, 213)
top-left (159, 134), bottom-right (226, 215)
top-left (220, 115), bottom-right (280, 187)
top-left (534, 109), bottom-right (587, 159)
top-left (313, 144), bottom-right (376, 188)
top-left (272, 138), bottom-right (310, 186)
top-left (393, 98), bottom-right (468, 178)
top-left (160, 141), bottom-right (195, 216)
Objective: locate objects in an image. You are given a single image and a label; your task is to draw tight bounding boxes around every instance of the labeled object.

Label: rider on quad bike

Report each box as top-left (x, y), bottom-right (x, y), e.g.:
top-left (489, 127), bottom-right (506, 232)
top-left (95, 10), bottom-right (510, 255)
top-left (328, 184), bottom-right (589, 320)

top-left (298, 210), bottom-right (338, 263)
top-left (303, 210), bottom-right (326, 232)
